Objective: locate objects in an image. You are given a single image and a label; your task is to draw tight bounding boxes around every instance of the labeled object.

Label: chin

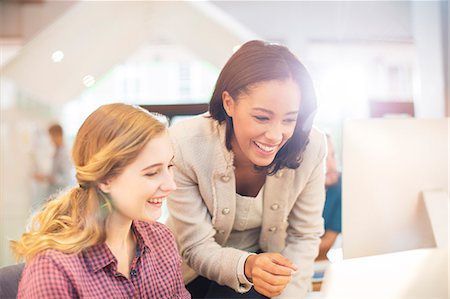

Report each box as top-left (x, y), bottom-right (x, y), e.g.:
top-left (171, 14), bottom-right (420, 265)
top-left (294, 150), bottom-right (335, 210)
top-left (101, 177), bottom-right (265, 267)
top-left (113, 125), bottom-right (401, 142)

top-left (148, 215), bottom-right (161, 222)
top-left (141, 213), bottom-right (161, 222)
top-left (252, 157), bottom-right (275, 167)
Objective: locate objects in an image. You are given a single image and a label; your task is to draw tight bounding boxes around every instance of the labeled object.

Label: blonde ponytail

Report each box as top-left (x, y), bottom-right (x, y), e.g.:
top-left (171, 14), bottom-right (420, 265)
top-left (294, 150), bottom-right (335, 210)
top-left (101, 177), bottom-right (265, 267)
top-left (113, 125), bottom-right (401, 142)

top-left (11, 103), bottom-right (165, 261)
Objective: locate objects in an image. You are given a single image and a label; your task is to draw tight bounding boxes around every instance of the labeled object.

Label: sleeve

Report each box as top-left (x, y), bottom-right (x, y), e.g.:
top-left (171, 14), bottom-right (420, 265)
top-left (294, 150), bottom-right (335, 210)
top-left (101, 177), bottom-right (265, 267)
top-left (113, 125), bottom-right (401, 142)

top-left (166, 138), bottom-right (252, 293)
top-left (17, 255), bottom-right (74, 299)
top-left (236, 253), bottom-right (255, 286)
top-left (160, 224), bottom-right (192, 299)
top-left (274, 137), bottom-right (327, 299)
top-left (323, 177), bottom-right (342, 233)
top-left (174, 257), bottom-right (192, 299)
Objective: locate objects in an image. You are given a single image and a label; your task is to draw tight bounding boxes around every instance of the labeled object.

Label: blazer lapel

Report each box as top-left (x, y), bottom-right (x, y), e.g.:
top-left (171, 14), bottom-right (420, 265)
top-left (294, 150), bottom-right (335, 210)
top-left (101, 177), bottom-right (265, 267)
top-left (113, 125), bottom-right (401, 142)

top-left (210, 121), bottom-right (237, 245)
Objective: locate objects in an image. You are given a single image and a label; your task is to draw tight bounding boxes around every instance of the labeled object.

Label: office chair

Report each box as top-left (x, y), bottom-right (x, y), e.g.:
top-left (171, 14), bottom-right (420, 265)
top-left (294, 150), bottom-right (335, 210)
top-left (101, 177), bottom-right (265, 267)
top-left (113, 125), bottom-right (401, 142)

top-left (0, 263), bottom-right (25, 299)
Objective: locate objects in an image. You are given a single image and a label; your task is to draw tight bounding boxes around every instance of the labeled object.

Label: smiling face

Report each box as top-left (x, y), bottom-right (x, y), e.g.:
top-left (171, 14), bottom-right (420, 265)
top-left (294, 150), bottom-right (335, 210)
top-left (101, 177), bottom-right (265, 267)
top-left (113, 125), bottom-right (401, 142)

top-left (223, 79), bottom-right (301, 168)
top-left (99, 131), bottom-right (176, 223)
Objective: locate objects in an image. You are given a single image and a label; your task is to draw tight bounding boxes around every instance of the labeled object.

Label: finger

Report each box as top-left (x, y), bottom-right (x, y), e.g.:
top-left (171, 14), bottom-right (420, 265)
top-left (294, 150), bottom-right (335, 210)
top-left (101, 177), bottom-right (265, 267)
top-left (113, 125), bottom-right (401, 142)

top-left (254, 269), bottom-right (292, 286)
top-left (261, 261), bottom-right (295, 276)
top-left (257, 269), bottom-right (292, 286)
top-left (271, 254), bottom-right (298, 271)
top-left (254, 279), bottom-right (285, 297)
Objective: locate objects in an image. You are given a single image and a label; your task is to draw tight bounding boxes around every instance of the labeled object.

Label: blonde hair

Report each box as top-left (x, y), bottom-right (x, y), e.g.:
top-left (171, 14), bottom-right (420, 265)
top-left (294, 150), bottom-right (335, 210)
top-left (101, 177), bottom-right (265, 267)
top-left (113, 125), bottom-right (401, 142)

top-left (11, 103), bottom-right (166, 262)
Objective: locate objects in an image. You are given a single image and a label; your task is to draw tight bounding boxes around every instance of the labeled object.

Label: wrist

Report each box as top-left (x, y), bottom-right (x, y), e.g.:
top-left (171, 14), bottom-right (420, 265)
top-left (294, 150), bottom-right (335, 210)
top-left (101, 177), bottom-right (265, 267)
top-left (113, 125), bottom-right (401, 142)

top-left (244, 254), bottom-right (256, 282)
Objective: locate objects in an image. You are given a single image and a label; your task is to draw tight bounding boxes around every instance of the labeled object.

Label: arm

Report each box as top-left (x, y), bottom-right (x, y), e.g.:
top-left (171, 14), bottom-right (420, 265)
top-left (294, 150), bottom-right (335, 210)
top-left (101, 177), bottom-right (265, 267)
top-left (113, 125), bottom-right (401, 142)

top-left (318, 176), bottom-right (342, 261)
top-left (18, 255), bottom-right (74, 299)
top-left (275, 139), bottom-right (327, 299)
top-left (316, 230), bottom-right (339, 261)
top-left (166, 140), bottom-right (252, 293)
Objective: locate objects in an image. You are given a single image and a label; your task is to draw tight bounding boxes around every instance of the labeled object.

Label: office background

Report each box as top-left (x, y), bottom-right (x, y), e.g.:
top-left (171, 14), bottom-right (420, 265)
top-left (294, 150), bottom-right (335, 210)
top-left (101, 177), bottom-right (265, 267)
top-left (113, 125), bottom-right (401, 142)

top-left (0, 0), bottom-right (449, 266)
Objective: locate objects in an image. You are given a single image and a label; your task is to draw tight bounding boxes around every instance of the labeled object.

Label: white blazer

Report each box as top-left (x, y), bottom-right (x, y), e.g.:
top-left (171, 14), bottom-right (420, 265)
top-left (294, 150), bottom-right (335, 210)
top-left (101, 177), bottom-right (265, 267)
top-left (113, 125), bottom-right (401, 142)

top-left (166, 114), bottom-right (326, 299)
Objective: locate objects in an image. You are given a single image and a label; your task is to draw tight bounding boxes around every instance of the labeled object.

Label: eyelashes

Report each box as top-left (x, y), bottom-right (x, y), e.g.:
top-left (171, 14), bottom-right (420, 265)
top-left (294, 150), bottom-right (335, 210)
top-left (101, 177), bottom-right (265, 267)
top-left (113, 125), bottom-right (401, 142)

top-left (254, 116), bottom-right (269, 121)
top-left (253, 116), bottom-right (297, 123)
top-left (145, 164), bottom-right (174, 177)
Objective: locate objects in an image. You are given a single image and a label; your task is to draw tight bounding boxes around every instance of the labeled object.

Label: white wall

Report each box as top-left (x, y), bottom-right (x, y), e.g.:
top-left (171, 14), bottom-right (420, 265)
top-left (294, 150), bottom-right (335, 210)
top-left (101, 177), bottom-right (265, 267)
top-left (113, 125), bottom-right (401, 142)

top-left (0, 80), bottom-right (39, 266)
top-left (412, 1), bottom-right (446, 118)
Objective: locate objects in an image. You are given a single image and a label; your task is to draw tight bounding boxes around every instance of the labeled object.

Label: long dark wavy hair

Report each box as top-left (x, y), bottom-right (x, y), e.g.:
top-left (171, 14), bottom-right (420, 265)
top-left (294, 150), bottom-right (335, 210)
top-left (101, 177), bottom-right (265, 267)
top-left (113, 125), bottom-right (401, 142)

top-left (209, 40), bottom-right (318, 175)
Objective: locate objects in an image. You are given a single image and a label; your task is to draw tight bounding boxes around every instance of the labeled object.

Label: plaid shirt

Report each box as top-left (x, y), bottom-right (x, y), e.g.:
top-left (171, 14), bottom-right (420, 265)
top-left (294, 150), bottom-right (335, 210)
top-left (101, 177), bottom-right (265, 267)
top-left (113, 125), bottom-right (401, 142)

top-left (18, 221), bottom-right (191, 299)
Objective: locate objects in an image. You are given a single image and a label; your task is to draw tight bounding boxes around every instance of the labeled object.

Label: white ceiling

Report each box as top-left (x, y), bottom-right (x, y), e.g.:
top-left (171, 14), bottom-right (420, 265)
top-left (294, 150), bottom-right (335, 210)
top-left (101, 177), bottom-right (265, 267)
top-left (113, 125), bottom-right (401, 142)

top-left (1, 0), bottom-right (447, 116)
top-left (1, 1), bottom-right (258, 104)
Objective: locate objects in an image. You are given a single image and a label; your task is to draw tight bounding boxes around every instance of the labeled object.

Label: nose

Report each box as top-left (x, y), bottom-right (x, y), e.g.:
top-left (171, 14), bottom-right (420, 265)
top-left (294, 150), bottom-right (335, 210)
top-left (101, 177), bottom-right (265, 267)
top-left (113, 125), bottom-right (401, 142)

top-left (264, 123), bottom-right (284, 144)
top-left (160, 169), bottom-right (177, 192)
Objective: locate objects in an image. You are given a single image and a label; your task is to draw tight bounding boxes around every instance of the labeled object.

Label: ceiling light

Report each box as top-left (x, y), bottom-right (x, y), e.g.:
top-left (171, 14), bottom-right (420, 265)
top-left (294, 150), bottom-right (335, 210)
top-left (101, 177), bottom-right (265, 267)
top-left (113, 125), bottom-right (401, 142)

top-left (51, 50), bottom-right (64, 63)
top-left (83, 75), bottom-right (95, 87)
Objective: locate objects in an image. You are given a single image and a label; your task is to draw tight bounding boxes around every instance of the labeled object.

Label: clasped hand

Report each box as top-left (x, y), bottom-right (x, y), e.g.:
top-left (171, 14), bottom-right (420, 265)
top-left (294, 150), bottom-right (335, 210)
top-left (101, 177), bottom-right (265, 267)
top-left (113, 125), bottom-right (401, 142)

top-left (244, 253), bottom-right (297, 298)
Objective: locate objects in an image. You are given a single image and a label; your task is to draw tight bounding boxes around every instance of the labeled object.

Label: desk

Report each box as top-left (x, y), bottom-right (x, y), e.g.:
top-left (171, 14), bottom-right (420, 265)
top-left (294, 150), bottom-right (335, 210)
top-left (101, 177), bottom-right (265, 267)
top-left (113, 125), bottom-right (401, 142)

top-left (320, 248), bottom-right (448, 298)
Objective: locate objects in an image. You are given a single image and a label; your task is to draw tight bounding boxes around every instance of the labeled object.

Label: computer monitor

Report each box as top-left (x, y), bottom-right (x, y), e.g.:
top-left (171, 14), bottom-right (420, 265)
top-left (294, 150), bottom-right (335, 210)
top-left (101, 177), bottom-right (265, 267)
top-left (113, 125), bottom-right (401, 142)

top-left (342, 118), bottom-right (449, 259)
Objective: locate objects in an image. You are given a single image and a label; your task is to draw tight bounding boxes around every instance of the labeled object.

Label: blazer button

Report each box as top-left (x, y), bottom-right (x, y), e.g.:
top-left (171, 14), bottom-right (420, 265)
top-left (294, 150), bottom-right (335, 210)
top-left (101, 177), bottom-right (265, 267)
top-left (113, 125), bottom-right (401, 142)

top-left (221, 175), bottom-right (231, 182)
top-left (222, 208), bottom-right (230, 215)
top-left (269, 227), bottom-right (277, 232)
top-left (270, 204), bottom-right (279, 211)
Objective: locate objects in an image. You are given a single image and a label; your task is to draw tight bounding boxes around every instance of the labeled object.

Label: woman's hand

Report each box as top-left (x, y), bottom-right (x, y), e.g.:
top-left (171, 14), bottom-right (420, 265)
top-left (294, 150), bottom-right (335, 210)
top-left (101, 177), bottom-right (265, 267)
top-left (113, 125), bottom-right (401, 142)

top-left (244, 253), bottom-right (297, 298)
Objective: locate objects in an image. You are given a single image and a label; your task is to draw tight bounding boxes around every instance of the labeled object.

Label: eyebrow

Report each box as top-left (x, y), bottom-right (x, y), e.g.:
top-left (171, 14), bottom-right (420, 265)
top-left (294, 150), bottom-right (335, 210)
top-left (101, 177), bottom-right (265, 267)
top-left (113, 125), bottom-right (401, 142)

top-left (252, 107), bottom-right (299, 116)
top-left (141, 155), bottom-right (175, 172)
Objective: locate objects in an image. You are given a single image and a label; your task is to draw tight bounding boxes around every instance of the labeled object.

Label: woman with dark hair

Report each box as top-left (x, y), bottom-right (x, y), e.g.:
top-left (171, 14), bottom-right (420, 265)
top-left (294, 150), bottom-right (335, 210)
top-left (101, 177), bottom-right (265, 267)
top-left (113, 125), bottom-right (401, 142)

top-left (167, 40), bottom-right (326, 298)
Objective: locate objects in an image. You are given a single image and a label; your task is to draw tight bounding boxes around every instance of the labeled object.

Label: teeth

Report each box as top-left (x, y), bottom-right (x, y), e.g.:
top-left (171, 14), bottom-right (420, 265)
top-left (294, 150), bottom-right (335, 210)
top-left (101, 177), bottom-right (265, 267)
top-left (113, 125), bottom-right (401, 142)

top-left (254, 141), bottom-right (277, 152)
top-left (147, 197), bottom-right (166, 204)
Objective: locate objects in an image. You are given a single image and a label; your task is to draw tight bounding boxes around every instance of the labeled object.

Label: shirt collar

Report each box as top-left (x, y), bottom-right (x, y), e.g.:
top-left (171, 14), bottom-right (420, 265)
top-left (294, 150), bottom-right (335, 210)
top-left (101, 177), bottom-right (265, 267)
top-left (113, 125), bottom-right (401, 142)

top-left (84, 221), bottom-right (150, 273)
top-left (131, 220), bottom-right (152, 250)
top-left (84, 242), bottom-right (116, 273)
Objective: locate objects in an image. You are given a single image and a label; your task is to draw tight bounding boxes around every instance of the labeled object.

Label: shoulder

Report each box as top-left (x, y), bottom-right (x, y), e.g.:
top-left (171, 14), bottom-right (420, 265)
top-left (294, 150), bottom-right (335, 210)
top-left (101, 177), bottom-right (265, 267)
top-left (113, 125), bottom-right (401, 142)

top-left (287, 127), bottom-right (326, 179)
top-left (135, 221), bottom-right (182, 260)
top-left (22, 249), bottom-right (77, 281)
top-left (18, 250), bottom-right (77, 298)
top-left (297, 127), bottom-right (327, 167)
top-left (29, 249), bottom-right (78, 267)
top-left (169, 114), bottom-right (219, 143)
top-left (168, 114), bottom-right (227, 169)
top-left (307, 127), bottom-right (327, 158)
top-left (134, 221), bottom-right (176, 244)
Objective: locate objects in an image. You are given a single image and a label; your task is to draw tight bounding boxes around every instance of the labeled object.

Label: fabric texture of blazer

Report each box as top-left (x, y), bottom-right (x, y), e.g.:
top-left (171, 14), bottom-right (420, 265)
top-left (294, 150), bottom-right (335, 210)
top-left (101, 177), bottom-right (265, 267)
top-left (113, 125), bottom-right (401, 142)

top-left (166, 114), bottom-right (326, 299)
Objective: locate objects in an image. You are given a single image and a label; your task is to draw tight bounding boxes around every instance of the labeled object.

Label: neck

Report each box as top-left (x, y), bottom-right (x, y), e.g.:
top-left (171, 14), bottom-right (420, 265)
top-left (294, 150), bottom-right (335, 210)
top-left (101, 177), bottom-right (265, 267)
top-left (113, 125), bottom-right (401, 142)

top-left (104, 212), bottom-right (136, 279)
top-left (230, 136), bottom-right (254, 171)
top-left (105, 212), bottom-right (134, 251)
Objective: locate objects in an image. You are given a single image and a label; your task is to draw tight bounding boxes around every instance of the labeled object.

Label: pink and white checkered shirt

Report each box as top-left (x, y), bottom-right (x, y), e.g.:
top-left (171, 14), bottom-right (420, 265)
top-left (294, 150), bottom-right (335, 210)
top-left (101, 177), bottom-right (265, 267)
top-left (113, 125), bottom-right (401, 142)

top-left (17, 221), bottom-right (190, 299)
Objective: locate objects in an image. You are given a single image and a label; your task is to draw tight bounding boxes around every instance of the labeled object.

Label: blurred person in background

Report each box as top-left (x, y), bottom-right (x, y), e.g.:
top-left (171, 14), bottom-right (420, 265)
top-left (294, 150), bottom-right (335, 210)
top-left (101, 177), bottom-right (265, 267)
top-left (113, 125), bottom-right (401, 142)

top-left (316, 134), bottom-right (342, 261)
top-left (12, 104), bottom-right (190, 299)
top-left (33, 124), bottom-right (74, 197)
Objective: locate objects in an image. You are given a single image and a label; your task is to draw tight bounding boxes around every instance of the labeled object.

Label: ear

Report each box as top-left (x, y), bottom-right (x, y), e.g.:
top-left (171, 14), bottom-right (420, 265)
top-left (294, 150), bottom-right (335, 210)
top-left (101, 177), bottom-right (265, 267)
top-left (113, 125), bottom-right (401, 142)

top-left (222, 91), bottom-right (235, 118)
top-left (98, 179), bottom-right (113, 194)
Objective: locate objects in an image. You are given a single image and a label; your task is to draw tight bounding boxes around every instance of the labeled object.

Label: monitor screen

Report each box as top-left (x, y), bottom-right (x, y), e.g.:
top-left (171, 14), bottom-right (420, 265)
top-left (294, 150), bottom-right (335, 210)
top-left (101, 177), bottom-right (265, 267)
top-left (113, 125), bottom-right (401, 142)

top-left (342, 118), bottom-right (448, 259)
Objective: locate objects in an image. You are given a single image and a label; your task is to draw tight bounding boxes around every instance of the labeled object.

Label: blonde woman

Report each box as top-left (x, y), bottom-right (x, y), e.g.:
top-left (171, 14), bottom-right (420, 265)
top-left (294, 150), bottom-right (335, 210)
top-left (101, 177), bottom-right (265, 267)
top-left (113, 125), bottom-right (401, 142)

top-left (11, 103), bottom-right (190, 299)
